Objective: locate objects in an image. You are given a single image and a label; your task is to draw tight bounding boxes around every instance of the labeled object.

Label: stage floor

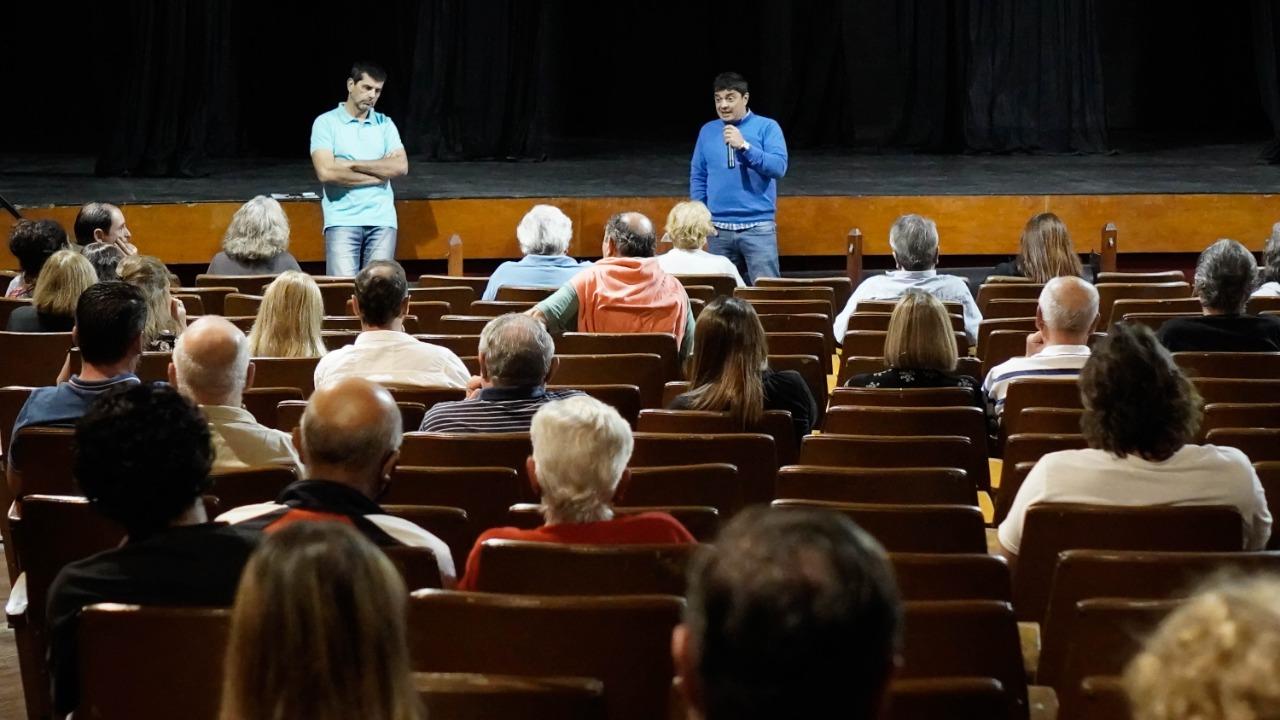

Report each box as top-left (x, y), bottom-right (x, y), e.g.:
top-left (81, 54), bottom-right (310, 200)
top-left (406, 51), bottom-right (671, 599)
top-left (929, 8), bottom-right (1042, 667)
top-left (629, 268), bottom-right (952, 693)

top-left (2, 142), bottom-right (1278, 207)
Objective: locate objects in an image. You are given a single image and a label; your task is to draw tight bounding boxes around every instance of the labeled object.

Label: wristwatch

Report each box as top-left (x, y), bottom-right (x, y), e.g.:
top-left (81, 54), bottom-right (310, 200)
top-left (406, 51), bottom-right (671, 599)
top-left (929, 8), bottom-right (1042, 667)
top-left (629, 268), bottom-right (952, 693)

top-left (741, 141), bottom-right (751, 152)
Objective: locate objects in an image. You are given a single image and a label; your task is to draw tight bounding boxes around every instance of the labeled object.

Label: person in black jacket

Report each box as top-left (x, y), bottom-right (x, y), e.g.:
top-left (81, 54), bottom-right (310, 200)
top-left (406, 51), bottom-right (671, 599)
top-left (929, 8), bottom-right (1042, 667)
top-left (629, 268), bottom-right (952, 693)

top-left (1158, 239), bottom-right (1280, 352)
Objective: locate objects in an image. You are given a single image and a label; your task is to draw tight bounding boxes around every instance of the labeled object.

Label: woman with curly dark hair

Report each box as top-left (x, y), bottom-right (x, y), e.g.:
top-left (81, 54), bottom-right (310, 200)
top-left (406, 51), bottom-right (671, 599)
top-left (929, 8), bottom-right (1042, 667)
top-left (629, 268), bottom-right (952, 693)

top-left (996, 323), bottom-right (1271, 559)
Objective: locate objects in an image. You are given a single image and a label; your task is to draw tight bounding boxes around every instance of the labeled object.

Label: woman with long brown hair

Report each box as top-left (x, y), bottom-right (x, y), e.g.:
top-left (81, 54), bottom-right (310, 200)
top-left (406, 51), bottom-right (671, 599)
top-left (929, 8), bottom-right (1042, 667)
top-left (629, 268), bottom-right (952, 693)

top-left (247, 271), bottom-right (327, 357)
top-left (990, 212), bottom-right (1085, 283)
top-left (118, 254), bottom-right (186, 351)
top-left (219, 521), bottom-right (423, 720)
top-left (668, 296), bottom-right (816, 441)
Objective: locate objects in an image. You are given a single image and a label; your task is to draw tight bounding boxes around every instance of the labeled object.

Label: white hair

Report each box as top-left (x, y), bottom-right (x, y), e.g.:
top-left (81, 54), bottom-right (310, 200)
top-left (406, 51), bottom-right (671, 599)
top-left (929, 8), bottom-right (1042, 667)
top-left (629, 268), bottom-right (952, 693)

top-left (222, 195), bottom-right (291, 262)
top-left (1038, 275), bottom-right (1100, 334)
top-left (173, 324), bottom-right (251, 406)
top-left (888, 214), bottom-right (939, 271)
top-left (516, 204), bottom-right (573, 257)
top-left (530, 395), bottom-right (633, 525)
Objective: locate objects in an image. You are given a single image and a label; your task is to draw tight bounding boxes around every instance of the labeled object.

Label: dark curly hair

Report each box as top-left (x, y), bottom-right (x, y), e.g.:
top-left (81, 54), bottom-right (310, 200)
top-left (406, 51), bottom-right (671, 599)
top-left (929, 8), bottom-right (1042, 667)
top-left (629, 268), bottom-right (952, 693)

top-left (74, 383), bottom-right (214, 537)
top-left (1079, 323), bottom-right (1202, 461)
top-left (8, 219), bottom-right (68, 279)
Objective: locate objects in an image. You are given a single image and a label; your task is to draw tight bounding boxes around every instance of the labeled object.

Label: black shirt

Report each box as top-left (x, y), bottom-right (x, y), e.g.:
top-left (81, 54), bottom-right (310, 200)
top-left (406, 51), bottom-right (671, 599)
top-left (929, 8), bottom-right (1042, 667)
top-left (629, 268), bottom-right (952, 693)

top-left (1156, 314), bottom-right (1280, 353)
top-left (669, 369), bottom-right (818, 442)
top-left (235, 479), bottom-right (402, 546)
top-left (46, 522), bottom-right (260, 714)
top-left (5, 305), bottom-right (74, 333)
top-left (845, 367), bottom-right (986, 409)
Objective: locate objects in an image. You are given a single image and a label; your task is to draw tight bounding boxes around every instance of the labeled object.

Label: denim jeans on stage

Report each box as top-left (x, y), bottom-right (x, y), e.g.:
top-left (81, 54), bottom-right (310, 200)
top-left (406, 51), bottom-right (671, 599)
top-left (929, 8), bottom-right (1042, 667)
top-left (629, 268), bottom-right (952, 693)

top-left (707, 221), bottom-right (779, 285)
top-left (324, 226), bottom-right (398, 277)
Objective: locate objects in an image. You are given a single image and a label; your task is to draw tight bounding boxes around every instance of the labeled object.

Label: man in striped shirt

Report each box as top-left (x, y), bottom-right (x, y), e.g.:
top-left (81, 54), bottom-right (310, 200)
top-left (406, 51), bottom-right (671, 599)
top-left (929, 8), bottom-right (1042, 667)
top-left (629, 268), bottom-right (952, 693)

top-left (982, 276), bottom-right (1099, 422)
top-left (419, 313), bottom-right (583, 432)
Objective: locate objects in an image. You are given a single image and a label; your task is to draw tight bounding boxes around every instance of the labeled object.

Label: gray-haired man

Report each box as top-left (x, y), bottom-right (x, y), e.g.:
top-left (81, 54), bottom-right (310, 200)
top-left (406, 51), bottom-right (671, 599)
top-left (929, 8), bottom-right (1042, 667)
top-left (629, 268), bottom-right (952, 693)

top-left (418, 313), bottom-right (585, 432)
top-left (832, 213), bottom-right (982, 343)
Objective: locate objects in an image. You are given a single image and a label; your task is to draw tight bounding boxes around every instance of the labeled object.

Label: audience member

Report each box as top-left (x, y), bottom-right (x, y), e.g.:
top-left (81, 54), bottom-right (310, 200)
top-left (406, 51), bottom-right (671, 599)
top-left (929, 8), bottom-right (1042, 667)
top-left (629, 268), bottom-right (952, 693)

top-left (47, 383), bottom-right (260, 715)
top-left (218, 521), bottom-right (424, 720)
top-left (1158, 238), bottom-right (1280, 352)
top-left (845, 291), bottom-right (983, 408)
top-left (170, 316), bottom-right (302, 471)
top-left (458, 395), bottom-right (694, 590)
top-left (313, 260), bottom-right (469, 389)
top-left (657, 201), bottom-right (745, 287)
top-left (118, 254), bottom-right (186, 351)
top-left (247, 271), bottom-right (327, 357)
top-left (833, 214), bottom-right (981, 342)
top-left (5, 219), bottom-right (68, 299)
top-left (997, 323), bottom-right (1271, 559)
top-left (982, 275), bottom-right (1098, 421)
top-left (82, 241), bottom-right (125, 281)
top-left (5, 249), bottom-right (96, 332)
top-left (72, 202), bottom-right (138, 256)
top-left (1253, 221), bottom-right (1280, 297)
top-left (207, 195), bottom-right (303, 276)
top-left (1124, 576), bottom-right (1280, 720)
top-left (481, 204), bottom-right (590, 300)
top-left (10, 282), bottom-right (145, 439)
top-left (673, 507), bottom-right (902, 720)
top-left (668, 296), bottom-right (816, 441)
top-left (530, 212), bottom-right (695, 359)
top-left (219, 377), bottom-right (455, 585)
top-left (988, 212), bottom-right (1085, 283)
top-left (419, 313), bottom-right (583, 432)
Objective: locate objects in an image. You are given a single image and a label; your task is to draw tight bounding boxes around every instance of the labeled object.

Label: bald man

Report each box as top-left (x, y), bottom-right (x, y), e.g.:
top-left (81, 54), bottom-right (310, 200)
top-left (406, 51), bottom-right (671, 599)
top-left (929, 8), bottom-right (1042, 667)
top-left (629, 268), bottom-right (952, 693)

top-left (169, 316), bottom-right (301, 472)
top-left (529, 211), bottom-right (695, 360)
top-left (218, 377), bottom-right (456, 585)
top-left (982, 275), bottom-right (1100, 421)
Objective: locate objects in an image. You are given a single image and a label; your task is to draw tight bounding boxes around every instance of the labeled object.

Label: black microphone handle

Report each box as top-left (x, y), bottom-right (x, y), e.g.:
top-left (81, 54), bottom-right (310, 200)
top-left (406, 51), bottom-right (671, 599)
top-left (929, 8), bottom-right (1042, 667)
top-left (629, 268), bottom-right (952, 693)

top-left (727, 142), bottom-right (736, 169)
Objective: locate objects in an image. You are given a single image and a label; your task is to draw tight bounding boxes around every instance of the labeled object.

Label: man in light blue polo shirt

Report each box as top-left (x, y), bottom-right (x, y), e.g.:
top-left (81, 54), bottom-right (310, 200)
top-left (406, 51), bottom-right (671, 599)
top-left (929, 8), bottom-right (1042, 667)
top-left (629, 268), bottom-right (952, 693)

top-left (310, 61), bottom-right (409, 277)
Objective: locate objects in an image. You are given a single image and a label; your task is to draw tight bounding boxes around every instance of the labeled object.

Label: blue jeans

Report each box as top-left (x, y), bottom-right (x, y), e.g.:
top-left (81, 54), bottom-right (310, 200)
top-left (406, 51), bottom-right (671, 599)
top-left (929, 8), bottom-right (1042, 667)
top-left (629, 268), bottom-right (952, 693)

top-left (708, 222), bottom-right (779, 285)
top-left (324, 226), bottom-right (398, 277)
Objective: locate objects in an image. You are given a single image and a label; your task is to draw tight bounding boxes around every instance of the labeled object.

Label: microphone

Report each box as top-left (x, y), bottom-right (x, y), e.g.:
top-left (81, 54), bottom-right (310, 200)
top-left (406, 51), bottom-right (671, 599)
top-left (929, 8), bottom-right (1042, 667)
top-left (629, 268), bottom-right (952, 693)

top-left (726, 141), bottom-right (736, 169)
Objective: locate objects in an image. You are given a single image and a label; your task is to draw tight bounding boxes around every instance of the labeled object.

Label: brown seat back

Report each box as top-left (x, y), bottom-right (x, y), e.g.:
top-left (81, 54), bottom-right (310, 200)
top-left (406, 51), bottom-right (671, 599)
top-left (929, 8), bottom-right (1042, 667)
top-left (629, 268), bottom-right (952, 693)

top-left (1120, 311), bottom-right (1199, 332)
top-left (1014, 503), bottom-right (1244, 622)
top-left (883, 678), bottom-right (1008, 720)
top-left (494, 285), bottom-right (560, 302)
top-left (1254, 460), bottom-right (1280, 549)
top-left (0, 332), bottom-right (72, 387)
top-left (1096, 271), bottom-right (1185, 284)
top-left (9, 426), bottom-right (77, 497)
top-left (734, 286), bottom-right (836, 316)
top-left (821, 407), bottom-right (989, 490)
top-left (638, 409), bottom-right (798, 466)
top-left (418, 275), bottom-right (489, 296)
top-left (671, 274), bottom-right (736, 298)
top-left (1001, 378), bottom-right (1082, 438)
top-left (765, 331), bottom-right (827, 360)
top-left (556, 333), bottom-right (680, 382)
top-left (222, 293), bottom-right (262, 316)
top-left (1097, 282), bottom-right (1192, 327)
top-left (385, 467), bottom-right (523, 545)
top-left (406, 286), bottom-right (476, 314)
top-left (1201, 402), bottom-right (1280, 440)
top-left (981, 330), bottom-right (1033, 377)
top-left (767, 354), bottom-right (828, 421)
top-left (1174, 351), bottom-right (1280, 379)
top-left (800, 434), bottom-right (986, 493)
top-left (239, 386), bottom-right (304, 428)
top-left (744, 299), bottom-right (831, 318)
top-left (249, 356), bottom-right (320, 397)
top-left (775, 466), bottom-right (975, 506)
top-left (416, 333), bottom-right (481, 357)
top-left (438, 315), bottom-right (495, 335)
top-left (977, 283), bottom-right (1045, 315)
top-left (0, 297), bottom-right (32, 329)
top-left (1109, 297), bottom-right (1203, 327)
top-left (1071, 675), bottom-right (1131, 720)
top-left (386, 386), bottom-right (468, 413)
top-left (1205, 427), bottom-right (1280, 462)
top-left (1056, 599), bottom-right (1180, 720)
top-left (828, 386), bottom-right (977, 408)
top-left (1017, 407), bottom-right (1084, 435)
top-left (1001, 433), bottom-right (1087, 473)
top-left (1193, 378), bottom-right (1280, 404)
top-left (891, 553), bottom-right (1012, 601)
top-left (623, 464), bottom-right (742, 517)
top-left (993, 461), bottom-right (1037, 525)
top-left (176, 286), bottom-right (237, 315)
top-left (472, 540), bottom-right (695, 595)
top-left (467, 300), bottom-right (536, 317)
top-left (772, 500), bottom-right (987, 553)
top-left (755, 276), bottom-right (853, 313)
top-left (415, 672), bottom-right (606, 720)
top-left (383, 544), bottom-right (446, 591)
top-left (406, 301), bottom-right (451, 333)
top-left (548, 384), bottom-right (642, 428)
top-left (983, 298), bottom-right (1040, 319)
top-left (856, 299), bottom-right (964, 316)
top-left (0, 385), bottom-right (34, 463)
top-left (757, 313), bottom-right (835, 358)
top-left (208, 465), bottom-right (296, 510)
top-left (382, 504), bottom-right (472, 569)
top-left (314, 283), bottom-right (357, 315)
top-left (631, 433), bottom-right (776, 507)
top-left (195, 273), bottom-right (277, 293)
top-left (552, 354), bottom-right (664, 409)
top-left (401, 433), bottom-right (535, 501)
top-left (977, 318), bottom-right (1038, 359)
top-left (407, 590), bottom-right (684, 720)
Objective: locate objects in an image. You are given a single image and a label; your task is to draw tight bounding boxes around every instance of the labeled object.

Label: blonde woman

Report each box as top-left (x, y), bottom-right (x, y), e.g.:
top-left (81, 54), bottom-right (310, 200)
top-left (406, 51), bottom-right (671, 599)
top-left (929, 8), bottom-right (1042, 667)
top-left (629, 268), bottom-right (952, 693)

top-left (119, 255), bottom-right (186, 351)
top-left (219, 521), bottom-right (424, 720)
top-left (657, 200), bottom-right (746, 287)
top-left (6, 250), bottom-right (96, 333)
top-left (1125, 576), bottom-right (1280, 720)
top-left (990, 212), bottom-right (1085, 283)
top-left (208, 195), bottom-right (302, 276)
top-left (247, 271), bottom-right (326, 357)
top-left (844, 291), bottom-right (983, 406)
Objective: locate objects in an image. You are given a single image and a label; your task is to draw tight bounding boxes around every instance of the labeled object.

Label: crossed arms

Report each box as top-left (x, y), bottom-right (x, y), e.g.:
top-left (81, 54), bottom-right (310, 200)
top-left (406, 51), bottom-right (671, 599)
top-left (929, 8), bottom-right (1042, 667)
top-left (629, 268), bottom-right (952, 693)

top-left (311, 147), bottom-right (409, 187)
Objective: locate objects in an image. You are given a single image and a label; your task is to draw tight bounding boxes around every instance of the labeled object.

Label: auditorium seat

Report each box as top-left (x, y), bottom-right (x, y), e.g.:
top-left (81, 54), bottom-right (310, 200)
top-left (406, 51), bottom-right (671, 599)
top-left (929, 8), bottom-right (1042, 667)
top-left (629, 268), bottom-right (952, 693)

top-left (470, 540), bottom-right (696, 596)
top-left (552, 353), bottom-right (664, 409)
top-left (977, 317), bottom-right (1039, 359)
top-left (1097, 282), bottom-right (1192, 328)
top-left (406, 590), bottom-right (684, 720)
top-left (1001, 434), bottom-right (1087, 482)
top-left (415, 672), bottom-right (606, 720)
top-left (248, 356), bottom-right (320, 396)
top-left (827, 386), bottom-right (978, 408)
top-left (1017, 407), bottom-right (1084, 434)
top-left (766, 354), bottom-right (827, 419)
top-left (311, 283), bottom-right (355, 315)
top-left (438, 315), bottom-right (496, 335)
top-left (1119, 311), bottom-right (1198, 332)
top-left (416, 333), bottom-right (481, 358)
top-left (1253, 461), bottom-right (1280, 549)
top-left (1108, 297), bottom-right (1203, 328)
top-left (382, 504), bottom-right (472, 568)
top-left (1068, 676), bottom-right (1129, 720)
top-left (170, 293), bottom-right (206, 316)
top-left (195, 273), bottom-right (277, 294)
top-left (176, 286), bottom-right (236, 316)
top-left (404, 301), bottom-right (450, 333)
top-left (772, 500), bottom-right (987, 553)
top-left (1001, 378), bottom-right (1083, 439)
top-left (1013, 503), bottom-right (1243, 623)
top-left (223, 316), bottom-right (256, 332)
top-left (800, 434), bottom-right (986, 493)
top-left (822, 406), bottom-right (990, 485)
top-left (899, 600), bottom-right (1029, 720)
top-left (1198, 402), bottom-right (1280, 441)
top-left (322, 314), bottom-right (423, 334)
top-left (504, 504), bottom-right (720, 542)
top-left (385, 467), bottom-right (523, 546)
top-left (890, 553), bottom-right (1012, 602)
top-left (0, 332), bottom-right (72, 387)
top-left (0, 297), bottom-right (31, 329)
top-left (221, 293), bottom-right (262, 316)
top-left (846, 311), bottom-right (965, 333)
top-left (987, 328), bottom-right (1105, 377)
top-left (1204, 427), bottom-right (1280, 462)
top-left (857, 299), bottom-right (964, 316)
top-left (680, 285), bottom-right (716, 304)
top-left (548, 384), bottom-right (641, 427)
top-left (742, 299), bottom-right (831, 319)
top-left (467, 300), bottom-right (536, 317)
top-left (993, 460), bottom-right (1037, 525)
top-left (1247, 294), bottom-right (1280, 315)
top-left (671, 273), bottom-right (736, 299)
top-left (836, 355), bottom-right (982, 386)
top-left (1173, 351), bottom-right (1280, 379)
top-left (276, 399), bottom-right (431, 434)
top-left (734, 286), bottom-right (836, 316)
top-left (383, 545), bottom-right (446, 591)
top-left (980, 298), bottom-right (1039, 320)
top-left (239, 386), bottom-right (303, 427)
top-left (623, 464), bottom-right (742, 517)
top-left (418, 275), bottom-right (490, 297)
top-left (1095, 270), bottom-right (1185, 284)
top-left (1193, 377), bottom-right (1280, 404)
top-left (757, 313), bottom-right (835, 358)
top-left (208, 465), bottom-right (296, 509)
top-left (764, 331), bottom-right (828, 360)
top-left (630, 432), bottom-right (776, 507)
top-left (400, 433), bottom-right (536, 501)
top-left (775, 466), bottom-right (975, 506)
top-left (1055, 598), bottom-right (1177, 719)
top-left (0, 385), bottom-right (33, 463)
top-left (637, 410), bottom-right (797, 465)
top-left (321, 331), bottom-right (359, 350)
top-left (7, 426), bottom-right (76, 497)
top-left (494, 285), bottom-right (559, 303)
top-left (385, 386), bottom-right (467, 412)
top-left (755, 276), bottom-right (853, 312)
top-left (882, 678), bottom-right (1009, 720)
top-left (407, 286), bottom-right (476, 314)
top-left (977, 282), bottom-right (1045, 316)
top-left (555, 333), bottom-right (681, 382)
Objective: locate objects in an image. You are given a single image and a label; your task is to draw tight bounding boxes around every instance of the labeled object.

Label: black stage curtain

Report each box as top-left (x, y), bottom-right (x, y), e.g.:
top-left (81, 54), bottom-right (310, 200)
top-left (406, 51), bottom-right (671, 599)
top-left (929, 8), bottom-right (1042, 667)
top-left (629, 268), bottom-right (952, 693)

top-left (1252, 0), bottom-right (1280, 163)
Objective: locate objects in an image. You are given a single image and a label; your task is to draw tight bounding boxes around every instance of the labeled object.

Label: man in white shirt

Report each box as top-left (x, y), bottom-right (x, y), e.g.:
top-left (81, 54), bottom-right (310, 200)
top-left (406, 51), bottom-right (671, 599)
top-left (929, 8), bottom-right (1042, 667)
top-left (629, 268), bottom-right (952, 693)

top-left (313, 259), bottom-right (470, 390)
top-left (832, 214), bottom-right (981, 342)
top-left (982, 275), bottom-right (1099, 421)
top-left (169, 316), bottom-right (301, 472)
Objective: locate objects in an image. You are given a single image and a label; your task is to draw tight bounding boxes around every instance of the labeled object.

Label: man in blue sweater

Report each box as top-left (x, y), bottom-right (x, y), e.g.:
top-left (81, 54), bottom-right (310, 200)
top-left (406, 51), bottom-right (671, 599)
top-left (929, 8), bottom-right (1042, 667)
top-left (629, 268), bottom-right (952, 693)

top-left (690, 72), bottom-right (789, 284)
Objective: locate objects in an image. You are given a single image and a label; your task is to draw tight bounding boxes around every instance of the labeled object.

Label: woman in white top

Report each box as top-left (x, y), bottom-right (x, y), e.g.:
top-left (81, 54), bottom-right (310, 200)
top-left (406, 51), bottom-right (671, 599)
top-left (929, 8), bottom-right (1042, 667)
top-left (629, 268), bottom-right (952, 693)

top-left (997, 323), bottom-right (1272, 557)
top-left (1253, 221), bottom-right (1280, 297)
top-left (657, 200), bottom-right (746, 287)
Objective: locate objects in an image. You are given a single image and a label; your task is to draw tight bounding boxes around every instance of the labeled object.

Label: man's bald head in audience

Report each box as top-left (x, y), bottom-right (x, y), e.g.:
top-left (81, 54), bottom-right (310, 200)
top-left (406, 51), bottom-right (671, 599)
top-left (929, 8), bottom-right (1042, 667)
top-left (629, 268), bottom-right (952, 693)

top-left (297, 377), bottom-right (402, 498)
top-left (603, 212), bottom-right (657, 258)
top-left (170, 316), bottom-right (253, 407)
top-left (1037, 275), bottom-right (1100, 344)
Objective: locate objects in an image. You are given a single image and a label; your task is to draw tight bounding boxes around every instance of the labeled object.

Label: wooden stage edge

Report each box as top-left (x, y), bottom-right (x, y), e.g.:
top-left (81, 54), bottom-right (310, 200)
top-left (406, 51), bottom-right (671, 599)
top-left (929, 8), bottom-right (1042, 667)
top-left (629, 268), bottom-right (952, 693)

top-left (3, 193), bottom-right (1278, 267)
